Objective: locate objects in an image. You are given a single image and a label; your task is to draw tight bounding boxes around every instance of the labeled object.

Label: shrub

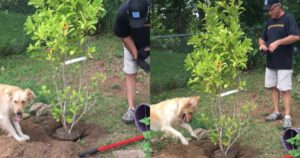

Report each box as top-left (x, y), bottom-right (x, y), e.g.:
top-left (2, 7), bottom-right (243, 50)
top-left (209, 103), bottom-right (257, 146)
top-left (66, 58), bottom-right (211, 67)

top-left (185, 0), bottom-right (253, 156)
top-left (24, 0), bottom-right (105, 134)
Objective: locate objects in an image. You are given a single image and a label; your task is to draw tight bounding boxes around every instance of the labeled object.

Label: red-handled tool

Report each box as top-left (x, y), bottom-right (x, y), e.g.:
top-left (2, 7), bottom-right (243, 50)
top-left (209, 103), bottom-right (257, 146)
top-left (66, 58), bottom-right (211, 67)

top-left (79, 135), bottom-right (144, 158)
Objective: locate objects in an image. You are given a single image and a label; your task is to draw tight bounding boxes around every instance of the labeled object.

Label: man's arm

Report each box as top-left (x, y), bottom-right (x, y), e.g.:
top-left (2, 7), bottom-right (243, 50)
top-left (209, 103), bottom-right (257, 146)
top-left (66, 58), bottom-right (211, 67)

top-left (122, 36), bottom-right (138, 59)
top-left (269, 35), bottom-right (300, 52)
top-left (275, 35), bottom-right (300, 45)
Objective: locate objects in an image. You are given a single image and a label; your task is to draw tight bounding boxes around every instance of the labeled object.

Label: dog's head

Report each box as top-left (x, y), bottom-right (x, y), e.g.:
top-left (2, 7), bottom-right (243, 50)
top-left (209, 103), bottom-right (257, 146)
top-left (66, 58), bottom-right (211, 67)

top-left (180, 96), bottom-right (200, 122)
top-left (7, 88), bottom-right (36, 121)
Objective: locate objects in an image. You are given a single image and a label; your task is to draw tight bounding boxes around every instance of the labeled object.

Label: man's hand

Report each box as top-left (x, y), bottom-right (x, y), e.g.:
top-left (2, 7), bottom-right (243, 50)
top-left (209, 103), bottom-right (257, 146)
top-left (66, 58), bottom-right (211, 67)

top-left (133, 59), bottom-right (150, 73)
top-left (269, 40), bottom-right (280, 53)
top-left (138, 47), bottom-right (150, 61)
top-left (259, 44), bottom-right (269, 52)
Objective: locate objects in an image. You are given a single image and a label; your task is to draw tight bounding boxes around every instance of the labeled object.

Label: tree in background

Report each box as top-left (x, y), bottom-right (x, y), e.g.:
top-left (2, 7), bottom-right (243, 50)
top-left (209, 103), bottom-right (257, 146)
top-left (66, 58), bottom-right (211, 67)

top-left (151, 0), bottom-right (204, 34)
top-left (95, 0), bottom-right (122, 34)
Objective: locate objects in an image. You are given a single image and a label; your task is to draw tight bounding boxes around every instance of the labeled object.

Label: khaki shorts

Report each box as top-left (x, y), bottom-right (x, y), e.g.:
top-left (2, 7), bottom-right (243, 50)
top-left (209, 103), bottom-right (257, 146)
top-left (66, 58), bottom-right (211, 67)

top-left (265, 68), bottom-right (292, 91)
top-left (123, 47), bottom-right (138, 74)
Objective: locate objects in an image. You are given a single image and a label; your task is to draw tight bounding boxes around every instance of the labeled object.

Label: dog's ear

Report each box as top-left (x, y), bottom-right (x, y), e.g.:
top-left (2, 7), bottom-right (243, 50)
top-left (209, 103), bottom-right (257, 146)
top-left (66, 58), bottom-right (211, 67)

top-left (25, 89), bottom-right (37, 101)
top-left (188, 96), bottom-right (200, 108)
top-left (5, 91), bottom-right (14, 101)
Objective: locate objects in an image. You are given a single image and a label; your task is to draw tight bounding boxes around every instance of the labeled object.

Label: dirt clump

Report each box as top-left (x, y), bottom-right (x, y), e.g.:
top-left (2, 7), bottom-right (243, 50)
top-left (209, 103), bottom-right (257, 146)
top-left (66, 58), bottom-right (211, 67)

top-left (152, 139), bottom-right (258, 158)
top-left (0, 115), bottom-right (108, 158)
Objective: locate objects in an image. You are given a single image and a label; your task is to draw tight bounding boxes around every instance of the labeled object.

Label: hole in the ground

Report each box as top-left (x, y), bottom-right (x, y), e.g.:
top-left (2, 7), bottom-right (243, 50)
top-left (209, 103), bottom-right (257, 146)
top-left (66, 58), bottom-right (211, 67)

top-left (51, 127), bottom-right (85, 141)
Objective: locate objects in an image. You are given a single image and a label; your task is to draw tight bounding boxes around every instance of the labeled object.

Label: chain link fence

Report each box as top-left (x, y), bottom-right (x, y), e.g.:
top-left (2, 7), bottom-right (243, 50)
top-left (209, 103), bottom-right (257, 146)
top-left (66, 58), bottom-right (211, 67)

top-left (151, 33), bottom-right (194, 94)
top-left (0, 0), bottom-right (34, 56)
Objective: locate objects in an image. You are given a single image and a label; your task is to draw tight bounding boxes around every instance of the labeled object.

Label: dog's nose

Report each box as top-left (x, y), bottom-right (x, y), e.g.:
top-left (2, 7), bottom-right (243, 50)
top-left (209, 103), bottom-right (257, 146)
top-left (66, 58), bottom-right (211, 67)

top-left (16, 111), bottom-right (22, 116)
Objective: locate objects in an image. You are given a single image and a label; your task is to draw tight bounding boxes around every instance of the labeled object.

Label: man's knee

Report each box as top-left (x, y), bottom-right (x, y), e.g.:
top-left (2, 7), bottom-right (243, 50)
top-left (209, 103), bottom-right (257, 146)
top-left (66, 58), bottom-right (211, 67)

top-left (281, 90), bottom-right (291, 94)
top-left (264, 86), bottom-right (277, 90)
top-left (126, 73), bottom-right (137, 78)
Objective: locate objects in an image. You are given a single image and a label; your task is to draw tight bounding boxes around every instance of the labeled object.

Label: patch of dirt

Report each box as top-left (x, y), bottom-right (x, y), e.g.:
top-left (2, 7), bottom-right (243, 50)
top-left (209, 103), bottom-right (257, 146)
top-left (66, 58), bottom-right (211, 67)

top-left (245, 91), bottom-right (300, 128)
top-left (152, 140), bottom-right (217, 158)
top-left (101, 75), bottom-right (127, 98)
top-left (52, 127), bottom-right (81, 141)
top-left (0, 115), bottom-right (108, 158)
top-left (212, 145), bottom-right (259, 158)
top-left (83, 59), bottom-right (150, 103)
top-left (152, 139), bottom-right (258, 158)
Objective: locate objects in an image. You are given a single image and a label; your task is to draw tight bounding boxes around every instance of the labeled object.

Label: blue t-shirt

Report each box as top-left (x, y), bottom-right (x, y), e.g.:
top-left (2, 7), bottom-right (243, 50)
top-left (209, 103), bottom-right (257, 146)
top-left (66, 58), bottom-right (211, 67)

top-left (261, 13), bottom-right (300, 69)
top-left (114, 0), bottom-right (150, 50)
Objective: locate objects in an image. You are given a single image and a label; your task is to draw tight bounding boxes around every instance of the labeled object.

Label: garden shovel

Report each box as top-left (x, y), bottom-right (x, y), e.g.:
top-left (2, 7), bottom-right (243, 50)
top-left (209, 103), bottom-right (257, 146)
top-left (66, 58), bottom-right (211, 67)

top-left (78, 135), bottom-right (144, 158)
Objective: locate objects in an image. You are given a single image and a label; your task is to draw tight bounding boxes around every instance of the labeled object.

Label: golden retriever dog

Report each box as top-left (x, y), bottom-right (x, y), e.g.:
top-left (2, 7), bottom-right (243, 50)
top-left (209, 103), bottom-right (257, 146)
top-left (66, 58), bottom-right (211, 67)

top-left (150, 96), bottom-right (200, 145)
top-left (0, 84), bottom-right (36, 141)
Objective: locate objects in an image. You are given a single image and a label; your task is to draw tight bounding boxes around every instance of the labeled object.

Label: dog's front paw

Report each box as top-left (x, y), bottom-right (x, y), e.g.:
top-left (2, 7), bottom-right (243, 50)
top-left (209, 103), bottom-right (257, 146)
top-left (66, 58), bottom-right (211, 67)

top-left (191, 132), bottom-right (197, 139)
top-left (181, 138), bottom-right (189, 145)
top-left (15, 136), bottom-right (27, 142)
top-left (22, 134), bottom-right (30, 140)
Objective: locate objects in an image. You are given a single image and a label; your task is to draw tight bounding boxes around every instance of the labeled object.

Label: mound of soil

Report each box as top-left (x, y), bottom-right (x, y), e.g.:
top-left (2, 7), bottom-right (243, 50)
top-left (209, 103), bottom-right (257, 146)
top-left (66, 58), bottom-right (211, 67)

top-left (0, 115), bottom-right (108, 158)
top-left (152, 140), bottom-right (217, 158)
top-left (52, 127), bottom-right (82, 141)
top-left (212, 146), bottom-right (259, 158)
top-left (152, 139), bottom-right (258, 158)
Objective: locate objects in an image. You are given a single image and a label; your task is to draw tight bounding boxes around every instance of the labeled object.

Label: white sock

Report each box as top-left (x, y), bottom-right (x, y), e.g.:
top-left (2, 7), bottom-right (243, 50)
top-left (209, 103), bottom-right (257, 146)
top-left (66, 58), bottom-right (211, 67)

top-left (285, 115), bottom-right (291, 119)
top-left (275, 112), bottom-right (280, 114)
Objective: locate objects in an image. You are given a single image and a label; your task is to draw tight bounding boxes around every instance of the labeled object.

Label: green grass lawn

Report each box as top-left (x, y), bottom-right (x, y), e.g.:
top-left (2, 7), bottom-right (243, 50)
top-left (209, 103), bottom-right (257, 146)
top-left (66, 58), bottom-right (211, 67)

top-left (151, 50), bottom-right (190, 94)
top-left (0, 54), bottom-right (53, 102)
top-left (0, 11), bottom-right (29, 55)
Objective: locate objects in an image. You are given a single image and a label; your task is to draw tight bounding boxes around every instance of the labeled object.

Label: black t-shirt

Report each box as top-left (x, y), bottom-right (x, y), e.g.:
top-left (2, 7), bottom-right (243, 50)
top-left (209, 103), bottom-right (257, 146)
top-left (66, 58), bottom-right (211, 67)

top-left (114, 0), bottom-right (150, 50)
top-left (261, 13), bottom-right (300, 69)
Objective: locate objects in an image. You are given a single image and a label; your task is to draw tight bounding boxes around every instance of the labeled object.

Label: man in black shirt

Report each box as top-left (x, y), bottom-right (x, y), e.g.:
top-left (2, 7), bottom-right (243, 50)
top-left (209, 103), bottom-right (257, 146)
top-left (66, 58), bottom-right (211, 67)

top-left (259, 0), bottom-right (300, 129)
top-left (114, 0), bottom-right (150, 123)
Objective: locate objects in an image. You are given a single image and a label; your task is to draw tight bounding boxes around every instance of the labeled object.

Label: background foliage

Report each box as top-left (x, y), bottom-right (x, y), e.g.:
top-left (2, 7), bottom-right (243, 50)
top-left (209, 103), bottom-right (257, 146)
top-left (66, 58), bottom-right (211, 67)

top-left (152, 0), bottom-right (300, 72)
